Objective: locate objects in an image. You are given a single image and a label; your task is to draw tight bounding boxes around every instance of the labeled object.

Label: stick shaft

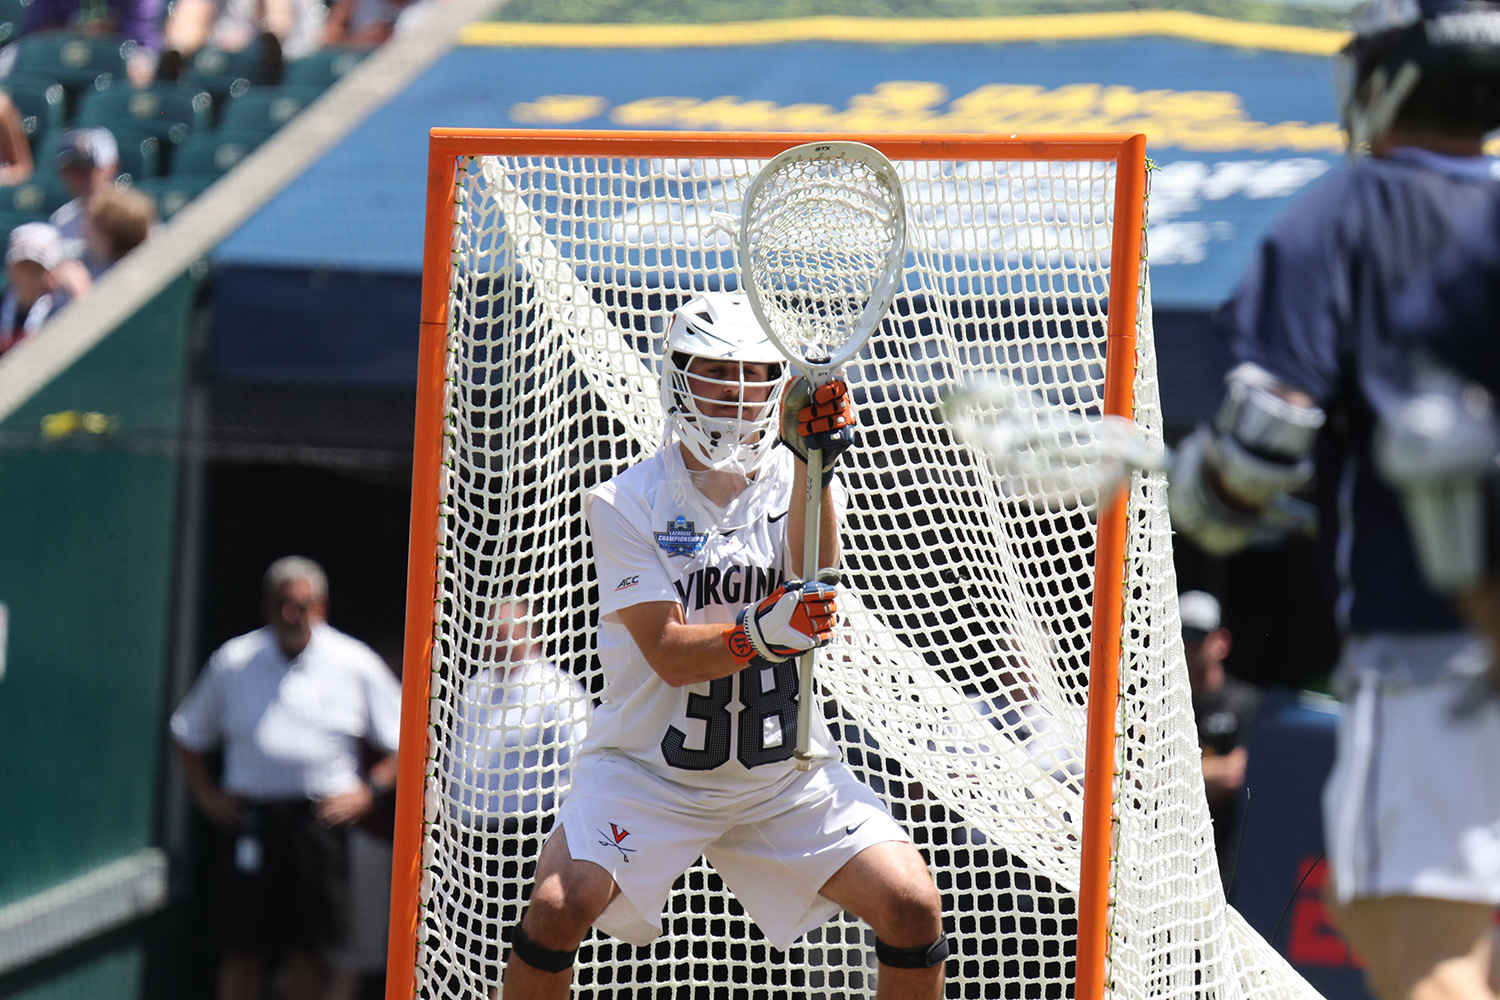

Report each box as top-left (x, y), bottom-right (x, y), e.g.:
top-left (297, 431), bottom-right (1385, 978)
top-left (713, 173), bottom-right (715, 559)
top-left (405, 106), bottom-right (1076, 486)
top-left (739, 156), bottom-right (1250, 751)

top-left (794, 443), bottom-right (824, 770)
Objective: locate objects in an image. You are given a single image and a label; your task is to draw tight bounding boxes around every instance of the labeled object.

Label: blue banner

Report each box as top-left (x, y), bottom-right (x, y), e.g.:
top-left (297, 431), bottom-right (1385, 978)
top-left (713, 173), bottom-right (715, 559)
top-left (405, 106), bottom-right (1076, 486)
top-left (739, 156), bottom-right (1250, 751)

top-left (218, 16), bottom-right (1350, 310)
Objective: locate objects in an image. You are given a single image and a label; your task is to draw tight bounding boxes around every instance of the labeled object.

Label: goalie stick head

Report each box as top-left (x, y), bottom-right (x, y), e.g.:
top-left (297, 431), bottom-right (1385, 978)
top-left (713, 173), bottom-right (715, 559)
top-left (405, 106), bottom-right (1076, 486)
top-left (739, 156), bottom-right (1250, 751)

top-left (1341, 0), bottom-right (1500, 153)
top-left (661, 291), bottom-right (787, 475)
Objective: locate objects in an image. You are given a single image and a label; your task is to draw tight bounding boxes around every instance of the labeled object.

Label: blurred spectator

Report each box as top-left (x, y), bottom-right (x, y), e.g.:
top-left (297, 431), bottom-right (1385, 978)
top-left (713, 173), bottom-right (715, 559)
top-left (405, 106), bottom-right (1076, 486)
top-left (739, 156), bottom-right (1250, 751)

top-left (83, 184), bottom-right (155, 275)
top-left (444, 595), bottom-right (590, 988)
top-left (322, 0), bottom-right (433, 47)
top-left (170, 556), bottom-right (402, 1000)
top-left (1181, 590), bottom-right (1259, 888)
top-left (48, 185), bottom-right (156, 294)
top-left (49, 127), bottom-right (118, 260)
top-left (22, 0), bottom-right (165, 86)
top-left (160, 0), bottom-right (324, 82)
top-left (324, 633), bottom-right (403, 1000)
top-left (447, 596), bottom-right (590, 832)
top-left (0, 222), bottom-right (73, 357)
top-left (0, 93), bottom-right (33, 185)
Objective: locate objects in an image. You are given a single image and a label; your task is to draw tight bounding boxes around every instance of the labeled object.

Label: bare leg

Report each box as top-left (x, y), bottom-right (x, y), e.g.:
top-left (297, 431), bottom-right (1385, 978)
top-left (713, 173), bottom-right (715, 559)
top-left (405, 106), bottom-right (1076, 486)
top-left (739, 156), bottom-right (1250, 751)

top-left (1489, 923), bottom-right (1500, 997)
top-left (500, 826), bottom-right (620, 1000)
top-left (1329, 895), bottom-right (1496, 1000)
top-left (821, 841), bottom-right (945, 1000)
top-left (218, 951), bottom-right (264, 1000)
top-left (161, 0), bottom-right (216, 58)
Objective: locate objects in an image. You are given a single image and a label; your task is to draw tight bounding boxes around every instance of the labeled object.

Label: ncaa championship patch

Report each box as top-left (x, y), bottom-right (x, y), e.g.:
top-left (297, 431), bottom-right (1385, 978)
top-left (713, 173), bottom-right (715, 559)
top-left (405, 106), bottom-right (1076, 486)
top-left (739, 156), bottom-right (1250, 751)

top-left (655, 515), bottom-right (707, 557)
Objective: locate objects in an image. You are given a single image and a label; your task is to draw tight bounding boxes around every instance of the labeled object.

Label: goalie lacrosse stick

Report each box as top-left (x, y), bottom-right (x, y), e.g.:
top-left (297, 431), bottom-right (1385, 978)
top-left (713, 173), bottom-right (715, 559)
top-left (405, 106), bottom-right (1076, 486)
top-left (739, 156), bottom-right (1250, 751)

top-left (941, 375), bottom-right (1165, 511)
top-left (739, 140), bottom-right (906, 770)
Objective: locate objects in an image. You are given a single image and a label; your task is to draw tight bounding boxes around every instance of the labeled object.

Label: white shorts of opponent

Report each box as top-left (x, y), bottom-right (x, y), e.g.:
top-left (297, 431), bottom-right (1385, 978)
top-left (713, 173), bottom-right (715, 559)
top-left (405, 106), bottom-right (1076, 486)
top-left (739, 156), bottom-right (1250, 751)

top-left (557, 751), bottom-right (909, 951)
top-left (1323, 632), bottom-right (1500, 906)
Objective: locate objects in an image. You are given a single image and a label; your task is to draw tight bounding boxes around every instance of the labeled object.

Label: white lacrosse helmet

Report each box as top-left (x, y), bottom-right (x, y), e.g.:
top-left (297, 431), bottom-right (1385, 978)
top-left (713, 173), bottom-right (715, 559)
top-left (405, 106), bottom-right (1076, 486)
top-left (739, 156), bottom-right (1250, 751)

top-left (662, 292), bottom-right (786, 474)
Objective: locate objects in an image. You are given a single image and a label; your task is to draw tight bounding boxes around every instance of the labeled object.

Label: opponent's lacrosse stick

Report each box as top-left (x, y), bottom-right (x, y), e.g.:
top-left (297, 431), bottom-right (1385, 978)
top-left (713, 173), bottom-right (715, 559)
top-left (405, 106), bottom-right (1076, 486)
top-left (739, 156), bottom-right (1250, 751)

top-left (941, 375), bottom-right (1165, 511)
top-left (739, 140), bottom-right (906, 770)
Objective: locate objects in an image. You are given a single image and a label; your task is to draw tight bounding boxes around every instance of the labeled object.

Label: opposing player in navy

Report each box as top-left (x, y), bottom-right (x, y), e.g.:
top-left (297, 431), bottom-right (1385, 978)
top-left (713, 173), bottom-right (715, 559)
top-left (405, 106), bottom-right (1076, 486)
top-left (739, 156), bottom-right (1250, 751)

top-left (1170, 3), bottom-right (1500, 998)
top-left (501, 292), bottom-right (946, 1000)
top-left (1379, 181), bottom-right (1500, 666)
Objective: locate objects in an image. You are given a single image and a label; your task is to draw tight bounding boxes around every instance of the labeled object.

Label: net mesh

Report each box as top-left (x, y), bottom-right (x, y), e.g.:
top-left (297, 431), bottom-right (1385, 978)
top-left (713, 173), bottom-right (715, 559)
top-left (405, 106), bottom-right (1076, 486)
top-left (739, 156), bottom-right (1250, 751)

top-left (411, 140), bottom-right (1322, 1000)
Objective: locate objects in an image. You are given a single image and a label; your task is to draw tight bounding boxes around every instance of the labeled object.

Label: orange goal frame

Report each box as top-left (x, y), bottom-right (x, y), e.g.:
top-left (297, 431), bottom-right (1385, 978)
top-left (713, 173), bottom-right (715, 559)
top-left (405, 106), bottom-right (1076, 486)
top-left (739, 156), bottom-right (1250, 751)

top-left (387, 128), bottom-right (1148, 1000)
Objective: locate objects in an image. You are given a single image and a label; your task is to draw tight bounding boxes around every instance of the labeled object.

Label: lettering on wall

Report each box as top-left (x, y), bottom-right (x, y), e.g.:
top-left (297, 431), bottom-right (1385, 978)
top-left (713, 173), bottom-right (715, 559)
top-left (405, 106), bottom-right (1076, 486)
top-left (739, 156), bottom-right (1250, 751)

top-left (512, 81), bottom-right (1345, 153)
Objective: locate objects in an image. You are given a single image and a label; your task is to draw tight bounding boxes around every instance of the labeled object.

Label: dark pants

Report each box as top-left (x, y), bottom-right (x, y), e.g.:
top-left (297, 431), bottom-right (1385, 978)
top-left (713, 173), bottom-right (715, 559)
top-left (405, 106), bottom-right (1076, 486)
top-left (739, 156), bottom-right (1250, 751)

top-left (216, 799), bottom-right (350, 953)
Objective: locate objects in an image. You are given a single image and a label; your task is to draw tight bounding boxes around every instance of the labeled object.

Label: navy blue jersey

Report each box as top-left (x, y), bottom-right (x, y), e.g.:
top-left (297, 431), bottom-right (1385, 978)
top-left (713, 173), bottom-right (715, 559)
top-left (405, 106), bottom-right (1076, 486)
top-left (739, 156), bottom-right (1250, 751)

top-left (1390, 190), bottom-right (1500, 393)
top-left (1217, 149), bottom-right (1500, 635)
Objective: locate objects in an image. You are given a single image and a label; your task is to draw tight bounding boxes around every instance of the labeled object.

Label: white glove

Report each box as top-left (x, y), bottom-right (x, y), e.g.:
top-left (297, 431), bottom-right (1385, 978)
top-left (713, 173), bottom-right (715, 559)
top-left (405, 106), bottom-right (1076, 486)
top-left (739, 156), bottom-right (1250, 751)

top-left (722, 579), bottom-right (837, 664)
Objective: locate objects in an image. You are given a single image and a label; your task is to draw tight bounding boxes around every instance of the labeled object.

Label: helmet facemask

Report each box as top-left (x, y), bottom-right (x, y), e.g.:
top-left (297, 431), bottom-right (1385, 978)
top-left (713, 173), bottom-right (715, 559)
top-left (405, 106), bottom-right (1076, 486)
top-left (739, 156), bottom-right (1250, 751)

top-left (665, 352), bottom-right (785, 477)
top-left (660, 292), bottom-right (789, 479)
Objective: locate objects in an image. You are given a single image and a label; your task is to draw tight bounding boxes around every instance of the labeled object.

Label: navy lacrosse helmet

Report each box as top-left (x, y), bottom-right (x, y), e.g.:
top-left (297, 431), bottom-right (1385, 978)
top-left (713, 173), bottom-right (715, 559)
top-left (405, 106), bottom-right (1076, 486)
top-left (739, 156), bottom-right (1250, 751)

top-left (1342, 0), bottom-right (1500, 151)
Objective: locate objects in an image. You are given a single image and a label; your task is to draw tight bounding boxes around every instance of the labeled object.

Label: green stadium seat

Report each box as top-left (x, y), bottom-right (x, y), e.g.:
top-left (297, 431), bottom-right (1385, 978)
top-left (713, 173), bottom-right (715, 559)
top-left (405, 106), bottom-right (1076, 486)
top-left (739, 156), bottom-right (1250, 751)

top-left (37, 124), bottom-right (159, 185)
top-left (8, 31), bottom-right (130, 110)
top-left (169, 127), bottom-right (265, 178)
top-left (0, 0), bottom-right (33, 46)
top-left (139, 174), bottom-right (214, 219)
top-left (76, 82), bottom-right (213, 148)
top-left (182, 45), bottom-right (273, 102)
top-left (0, 177), bottom-right (69, 216)
top-left (0, 73), bottom-right (64, 146)
top-left (218, 84), bottom-right (320, 135)
top-left (281, 46), bottom-right (367, 92)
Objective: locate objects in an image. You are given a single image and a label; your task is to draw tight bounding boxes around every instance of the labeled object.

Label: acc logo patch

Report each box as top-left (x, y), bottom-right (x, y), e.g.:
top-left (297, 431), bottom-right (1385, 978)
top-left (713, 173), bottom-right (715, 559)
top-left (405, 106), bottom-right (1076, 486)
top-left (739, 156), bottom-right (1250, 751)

top-left (654, 515), bottom-right (707, 557)
top-left (616, 576), bottom-right (639, 591)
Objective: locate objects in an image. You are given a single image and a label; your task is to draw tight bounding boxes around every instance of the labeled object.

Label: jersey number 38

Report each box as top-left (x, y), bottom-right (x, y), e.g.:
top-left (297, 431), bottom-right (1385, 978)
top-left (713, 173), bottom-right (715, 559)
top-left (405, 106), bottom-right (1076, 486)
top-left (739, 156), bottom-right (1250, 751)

top-left (660, 659), bottom-right (799, 770)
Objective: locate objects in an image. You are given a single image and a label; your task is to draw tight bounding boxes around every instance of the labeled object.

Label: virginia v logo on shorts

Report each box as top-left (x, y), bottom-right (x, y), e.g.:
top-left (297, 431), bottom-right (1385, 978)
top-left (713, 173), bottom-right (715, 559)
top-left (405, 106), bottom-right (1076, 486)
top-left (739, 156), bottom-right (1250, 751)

top-left (655, 515), bottom-right (707, 557)
top-left (597, 822), bottom-right (638, 862)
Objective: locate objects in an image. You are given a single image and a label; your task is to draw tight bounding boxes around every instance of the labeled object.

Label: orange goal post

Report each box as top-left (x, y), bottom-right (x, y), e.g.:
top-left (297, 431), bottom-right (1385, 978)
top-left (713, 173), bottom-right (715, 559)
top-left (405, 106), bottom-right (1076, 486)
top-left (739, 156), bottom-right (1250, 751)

top-left (387, 129), bottom-right (1321, 1000)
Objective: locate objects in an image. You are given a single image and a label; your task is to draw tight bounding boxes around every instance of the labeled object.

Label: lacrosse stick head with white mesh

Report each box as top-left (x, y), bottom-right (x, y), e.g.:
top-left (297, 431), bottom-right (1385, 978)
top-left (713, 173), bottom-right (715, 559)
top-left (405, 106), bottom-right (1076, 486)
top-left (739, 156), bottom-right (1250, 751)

top-left (738, 141), bottom-right (906, 379)
top-left (942, 375), bottom-right (1165, 511)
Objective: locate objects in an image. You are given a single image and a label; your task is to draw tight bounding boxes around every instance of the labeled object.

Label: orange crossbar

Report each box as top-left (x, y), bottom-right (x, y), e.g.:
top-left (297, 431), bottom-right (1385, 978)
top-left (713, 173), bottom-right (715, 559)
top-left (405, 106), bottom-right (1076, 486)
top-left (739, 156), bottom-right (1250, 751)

top-left (425, 127), bottom-right (1146, 166)
top-left (390, 129), bottom-right (1148, 1000)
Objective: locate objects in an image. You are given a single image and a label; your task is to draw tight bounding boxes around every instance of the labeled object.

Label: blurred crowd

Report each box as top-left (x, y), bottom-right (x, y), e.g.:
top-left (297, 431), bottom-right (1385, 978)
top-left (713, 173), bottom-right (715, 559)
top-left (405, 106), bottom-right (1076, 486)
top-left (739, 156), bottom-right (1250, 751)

top-left (0, 0), bottom-right (439, 360)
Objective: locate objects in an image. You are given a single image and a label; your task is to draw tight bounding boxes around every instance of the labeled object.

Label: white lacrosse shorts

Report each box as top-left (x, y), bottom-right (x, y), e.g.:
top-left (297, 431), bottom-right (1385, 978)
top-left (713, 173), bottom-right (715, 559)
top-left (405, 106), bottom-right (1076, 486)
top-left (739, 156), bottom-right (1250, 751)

top-left (1323, 637), bottom-right (1500, 905)
top-left (556, 751), bottom-right (909, 951)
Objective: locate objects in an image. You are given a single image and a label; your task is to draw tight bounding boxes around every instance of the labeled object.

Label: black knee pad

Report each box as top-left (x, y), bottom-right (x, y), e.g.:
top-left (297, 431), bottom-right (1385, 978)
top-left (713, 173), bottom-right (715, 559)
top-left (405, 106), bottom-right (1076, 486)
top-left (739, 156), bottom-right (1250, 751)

top-left (510, 916), bottom-right (577, 974)
top-left (875, 932), bottom-right (950, 969)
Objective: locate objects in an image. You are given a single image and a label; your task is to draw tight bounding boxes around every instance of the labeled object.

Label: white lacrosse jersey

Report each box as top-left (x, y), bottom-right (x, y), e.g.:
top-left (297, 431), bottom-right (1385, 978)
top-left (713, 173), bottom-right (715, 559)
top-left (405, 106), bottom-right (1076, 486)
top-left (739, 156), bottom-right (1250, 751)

top-left (583, 443), bottom-right (843, 791)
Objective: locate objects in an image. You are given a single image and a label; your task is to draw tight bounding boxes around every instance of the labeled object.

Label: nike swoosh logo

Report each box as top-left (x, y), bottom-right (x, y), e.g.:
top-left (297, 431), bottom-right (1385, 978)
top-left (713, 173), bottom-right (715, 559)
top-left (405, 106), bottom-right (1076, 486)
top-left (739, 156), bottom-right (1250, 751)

top-left (846, 819), bottom-right (869, 836)
top-left (723, 509), bottom-right (790, 537)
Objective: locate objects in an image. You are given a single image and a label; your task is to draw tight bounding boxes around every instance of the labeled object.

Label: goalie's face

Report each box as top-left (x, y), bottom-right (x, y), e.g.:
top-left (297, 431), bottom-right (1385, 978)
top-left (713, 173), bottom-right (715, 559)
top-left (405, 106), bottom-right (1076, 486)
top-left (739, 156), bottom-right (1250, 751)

top-left (668, 353), bottom-right (784, 473)
top-left (685, 357), bottom-right (778, 416)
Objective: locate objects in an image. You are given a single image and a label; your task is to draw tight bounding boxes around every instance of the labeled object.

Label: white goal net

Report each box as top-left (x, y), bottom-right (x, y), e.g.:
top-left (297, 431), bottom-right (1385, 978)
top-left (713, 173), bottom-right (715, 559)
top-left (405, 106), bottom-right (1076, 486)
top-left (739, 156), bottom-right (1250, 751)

top-left (398, 133), bottom-right (1320, 1000)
